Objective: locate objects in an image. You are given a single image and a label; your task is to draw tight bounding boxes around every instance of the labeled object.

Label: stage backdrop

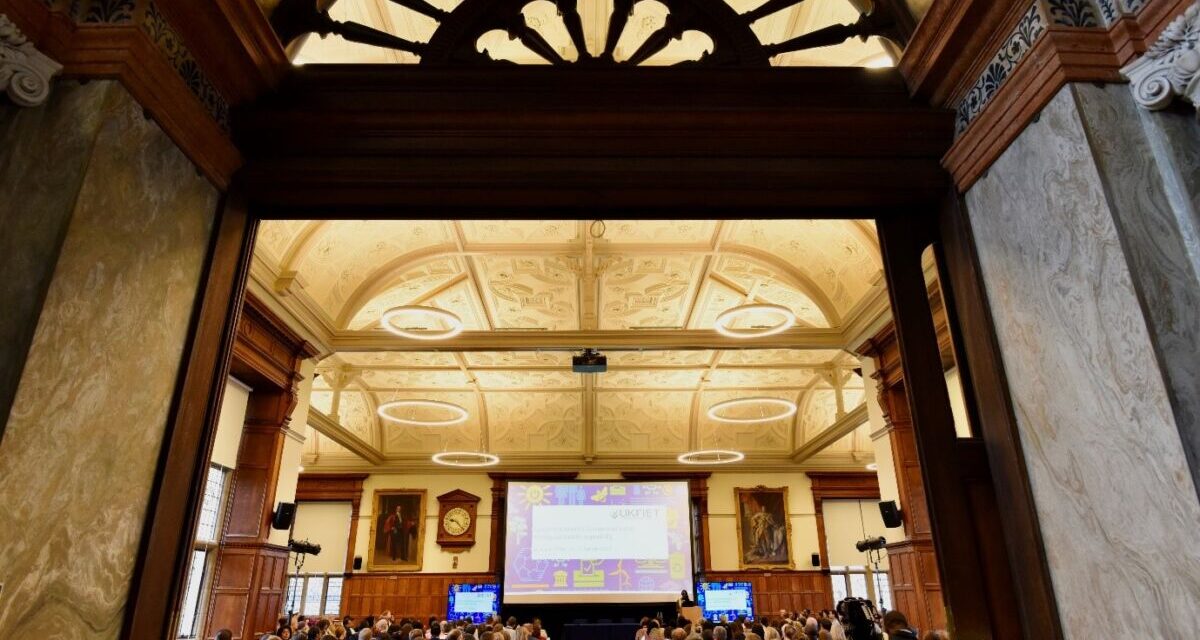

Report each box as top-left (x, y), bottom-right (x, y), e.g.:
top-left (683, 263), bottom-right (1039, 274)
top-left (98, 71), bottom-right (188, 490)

top-left (504, 481), bottom-right (694, 604)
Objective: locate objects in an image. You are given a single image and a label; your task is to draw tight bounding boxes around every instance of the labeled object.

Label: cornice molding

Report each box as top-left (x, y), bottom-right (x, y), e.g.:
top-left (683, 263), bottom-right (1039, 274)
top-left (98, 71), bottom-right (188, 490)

top-left (905, 0), bottom-right (1192, 191)
top-left (0, 12), bottom-right (60, 106)
top-left (1121, 0), bottom-right (1200, 114)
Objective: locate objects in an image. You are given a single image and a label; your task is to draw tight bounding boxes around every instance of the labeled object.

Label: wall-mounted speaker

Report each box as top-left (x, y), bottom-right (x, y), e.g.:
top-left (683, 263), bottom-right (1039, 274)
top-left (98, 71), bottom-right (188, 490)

top-left (810, 553), bottom-right (821, 567)
top-left (272, 502), bottom-right (297, 530)
top-left (353, 556), bottom-right (363, 570)
top-left (879, 500), bottom-right (903, 528)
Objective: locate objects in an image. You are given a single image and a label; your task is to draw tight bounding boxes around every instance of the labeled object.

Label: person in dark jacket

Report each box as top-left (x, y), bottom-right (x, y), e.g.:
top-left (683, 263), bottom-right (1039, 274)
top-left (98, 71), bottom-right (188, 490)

top-left (882, 611), bottom-right (918, 640)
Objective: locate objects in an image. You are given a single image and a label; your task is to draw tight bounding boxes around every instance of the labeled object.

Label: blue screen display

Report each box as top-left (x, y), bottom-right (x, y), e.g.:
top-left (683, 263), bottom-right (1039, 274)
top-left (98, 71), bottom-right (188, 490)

top-left (697, 582), bottom-right (755, 621)
top-left (447, 583), bottom-right (500, 623)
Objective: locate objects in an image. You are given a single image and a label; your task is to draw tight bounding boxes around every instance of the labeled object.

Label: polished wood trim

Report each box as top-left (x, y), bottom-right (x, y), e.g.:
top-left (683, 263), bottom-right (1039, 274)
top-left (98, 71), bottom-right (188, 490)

top-left (122, 188), bottom-right (255, 639)
top-left (342, 572), bottom-right (496, 619)
top-left (936, 196), bottom-right (1064, 639)
top-left (704, 570), bottom-right (832, 615)
top-left (296, 473), bottom-right (369, 572)
top-left (0, 0), bottom-right (241, 188)
top-left (877, 214), bottom-right (995, 638)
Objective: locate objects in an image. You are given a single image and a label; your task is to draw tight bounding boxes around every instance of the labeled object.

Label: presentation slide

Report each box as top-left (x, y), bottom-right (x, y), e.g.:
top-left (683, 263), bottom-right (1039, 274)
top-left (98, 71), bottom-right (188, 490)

top-left (448, 584), bottom-right (499, 623)
top-left (504, 481), bottom-right (694, 603)
top-left (697, 582), bottom-right (755, 620)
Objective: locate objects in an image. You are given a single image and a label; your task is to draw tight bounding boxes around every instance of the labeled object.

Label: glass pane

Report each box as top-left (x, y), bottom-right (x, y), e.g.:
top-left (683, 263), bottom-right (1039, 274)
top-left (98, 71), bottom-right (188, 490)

top-left (873, 572), bottom-right (892, 611)
top-left (324, 577), bottom-right (344, 615)
top-left (285, 576), bottom-right (303, 615)
top-left (921, 244), bottom-right (974, 438)
top-left (196, 466), bottom-right (227, 542)
top-left (849, 573), bottom-right (868, 599)
top-left (176, 549), bottom-right (207, 639)
top-left (302, 577), bottom-right (325, 616)
top-left (831, 575), bottom-right (848, 605)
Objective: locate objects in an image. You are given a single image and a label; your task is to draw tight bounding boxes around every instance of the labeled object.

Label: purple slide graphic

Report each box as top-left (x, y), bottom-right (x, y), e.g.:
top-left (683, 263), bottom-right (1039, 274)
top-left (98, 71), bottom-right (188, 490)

top-left (504, 481), bottom-right (694, 603)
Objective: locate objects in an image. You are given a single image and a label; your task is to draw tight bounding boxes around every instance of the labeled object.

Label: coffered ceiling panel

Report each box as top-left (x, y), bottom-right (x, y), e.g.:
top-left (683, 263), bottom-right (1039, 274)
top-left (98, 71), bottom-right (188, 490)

top-left (719, 349), bottom-right (846, 366)
top-left (473, 370), bottom-right (582, 389)
top-left (595, 391), bottom-right (692, 452)
top-left (485, 391), bottom-right (584, 452)
top-left (333, 389), bottom-right (378, 445)
top-left (598, 254), bottom-right (705, 330)
top-left (459, 220), bottom-right (581, 245)
top-left (359, 369), bottom-right (474, 390)
top-left (336, 351), bottom-right (460, 368)
top-left (474, 255), bottom-right (580, 330)
top-left (599, 220), bottom-right (719, 244)
top-left (256, 219), bottom-right (310, 263)
top-left (726, 219), bottom-right (882, 316)
top-left (706, 368), bottom-right (817, 389)
top-left (462, 351), bottom-right (573, 368)
top-left (606, 350), bottom-right (716, 367)
top-left (799, 386), bottom-right (839, 439)
top-left (595, 369), bottom-right (706, 389)
top-left (345, 256), bottom-right (464, 330)
top-left (712, 255), bottom-right (831, 327)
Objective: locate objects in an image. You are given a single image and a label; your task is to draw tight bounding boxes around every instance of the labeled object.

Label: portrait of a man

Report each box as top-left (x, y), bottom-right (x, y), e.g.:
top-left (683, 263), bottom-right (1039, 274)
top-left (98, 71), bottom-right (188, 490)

top-left (368, 490), bottom-right (426, 571)
top-left (735, 486), bottom-right (793, 569)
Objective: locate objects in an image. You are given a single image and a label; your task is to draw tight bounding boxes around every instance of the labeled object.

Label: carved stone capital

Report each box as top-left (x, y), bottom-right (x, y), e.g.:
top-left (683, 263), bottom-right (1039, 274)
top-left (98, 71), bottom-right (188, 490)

top-left (1121, 1), bottom-right (1200, 116)
top-left (0, 14), bottom-right (62, 107)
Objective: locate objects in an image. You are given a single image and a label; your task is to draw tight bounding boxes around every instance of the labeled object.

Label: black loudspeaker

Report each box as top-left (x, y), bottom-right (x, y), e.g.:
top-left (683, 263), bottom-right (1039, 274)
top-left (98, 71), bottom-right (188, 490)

top-left (879, 500), bottom-right (903, 528)
top-left (353, 556), bottom-right (363, 570)
top-left (810, 553), bottom-right (821, 567)
top-left (272, 502), bottom-right (297, 530)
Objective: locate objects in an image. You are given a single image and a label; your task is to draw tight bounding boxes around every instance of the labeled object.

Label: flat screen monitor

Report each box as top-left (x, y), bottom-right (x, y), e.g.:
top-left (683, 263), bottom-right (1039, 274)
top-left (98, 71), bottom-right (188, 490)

top-left (448, 583), bottom-right (499, 623)
top-left (697, 582), bottom-right (754, 621)
top-left (503, 481), bottom-right (695, 604)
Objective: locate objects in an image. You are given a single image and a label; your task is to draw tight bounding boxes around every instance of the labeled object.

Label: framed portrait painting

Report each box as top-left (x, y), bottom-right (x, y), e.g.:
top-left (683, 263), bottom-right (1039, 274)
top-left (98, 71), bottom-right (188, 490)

top-left (734, 486), bottom-right (793, 569)
top-left (367, 489), bottom-right (426, 571)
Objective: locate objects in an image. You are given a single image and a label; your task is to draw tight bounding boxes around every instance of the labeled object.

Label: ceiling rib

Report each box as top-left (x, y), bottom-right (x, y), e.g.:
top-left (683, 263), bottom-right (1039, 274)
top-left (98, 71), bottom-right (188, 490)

top-left (308, 409), bottom-right (386, 464)
top-left (790, 403), bottom-right (868, 462)
top-left (330, 327), bottom-right (843, 352)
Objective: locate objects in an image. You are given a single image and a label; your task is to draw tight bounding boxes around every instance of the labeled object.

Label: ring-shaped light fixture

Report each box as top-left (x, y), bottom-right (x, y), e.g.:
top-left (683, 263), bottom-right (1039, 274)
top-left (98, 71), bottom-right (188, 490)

top-left (677, 449), bottom-right (745, 465)
top-left (713, 303), bottom-right (796, 338)
top-left (706, 396), bottom-right (798, 424)
top-left (380, 305), bottom-right (464, 340)
top-left (432, 451), bottom-right (501, 467)
top-left (377, 399), bottom-right (469, 426)
top-left (865, 463), bottom-right (879, 471)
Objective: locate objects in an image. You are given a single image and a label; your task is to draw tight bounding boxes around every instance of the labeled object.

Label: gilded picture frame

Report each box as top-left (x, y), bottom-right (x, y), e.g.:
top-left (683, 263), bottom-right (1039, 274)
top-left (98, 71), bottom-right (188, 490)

top-left (734, 485), bottom-right (794, 569)
top-left (367, 489), bottom-right (427, 572)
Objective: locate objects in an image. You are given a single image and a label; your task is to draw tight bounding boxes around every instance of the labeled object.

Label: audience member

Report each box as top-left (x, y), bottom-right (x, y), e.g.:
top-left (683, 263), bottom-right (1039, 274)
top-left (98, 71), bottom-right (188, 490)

top-left (882, 612), bottom-right (918, 640)
top-left (214, 630), bottom-right (233, 640)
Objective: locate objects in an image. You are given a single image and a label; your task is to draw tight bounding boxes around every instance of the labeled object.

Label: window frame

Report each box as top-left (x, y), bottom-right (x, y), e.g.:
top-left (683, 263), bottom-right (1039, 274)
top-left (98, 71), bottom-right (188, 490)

top-left (176, 463), bottom-right (232, 639)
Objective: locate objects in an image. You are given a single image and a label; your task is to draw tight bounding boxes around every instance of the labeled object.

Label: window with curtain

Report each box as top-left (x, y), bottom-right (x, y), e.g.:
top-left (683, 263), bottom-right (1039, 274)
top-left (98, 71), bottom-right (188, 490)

top-left (176, 464), bottom-right (230, 639)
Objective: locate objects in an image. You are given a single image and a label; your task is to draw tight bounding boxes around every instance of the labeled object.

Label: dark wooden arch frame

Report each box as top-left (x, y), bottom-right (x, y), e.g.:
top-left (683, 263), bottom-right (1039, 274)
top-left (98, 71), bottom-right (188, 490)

top-left (126, 65), bottom-right (1062, 640)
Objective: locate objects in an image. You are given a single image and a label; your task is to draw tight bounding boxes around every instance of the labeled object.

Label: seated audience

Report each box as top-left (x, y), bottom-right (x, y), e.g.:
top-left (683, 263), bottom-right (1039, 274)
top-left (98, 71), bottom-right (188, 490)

top-left (882, 612), bottom-right (918, 640)
top-left (214, 630), bottom-right (233, 640)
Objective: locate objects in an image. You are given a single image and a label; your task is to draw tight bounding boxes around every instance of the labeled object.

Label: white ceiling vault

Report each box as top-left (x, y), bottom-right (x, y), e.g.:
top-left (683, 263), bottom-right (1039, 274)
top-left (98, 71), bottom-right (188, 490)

top-left (293, 0), bottom-right (890, 67)
top-left (249, 219), bottom-right (893, 472)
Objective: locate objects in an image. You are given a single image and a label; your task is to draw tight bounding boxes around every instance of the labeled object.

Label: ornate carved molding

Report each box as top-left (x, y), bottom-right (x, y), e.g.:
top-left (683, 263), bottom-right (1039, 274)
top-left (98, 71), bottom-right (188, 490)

top-left (0, 13), bottom-right (61, 106)
top-left (1121, 0), bottom-right (1200, 114)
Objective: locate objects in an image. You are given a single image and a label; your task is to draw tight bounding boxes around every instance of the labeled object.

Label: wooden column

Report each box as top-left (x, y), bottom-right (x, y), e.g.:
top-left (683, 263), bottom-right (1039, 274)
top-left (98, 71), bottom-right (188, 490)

top-left (204, 294), bottom-right (318, 640)
top-left (295, 473), bottom-right (369, 572)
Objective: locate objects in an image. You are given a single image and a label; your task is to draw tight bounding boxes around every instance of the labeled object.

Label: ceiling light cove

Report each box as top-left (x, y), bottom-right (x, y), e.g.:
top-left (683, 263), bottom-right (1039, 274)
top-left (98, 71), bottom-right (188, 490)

top-left (432, 451), bottom-right (501, 467)
top-left (380, 305), bottom-right (464, 340)
top-left (707, 396), bottom-right (798, 424)
top-left (677, 449), bottom-right (746, 465)
top-left (377, 399), bottom-right (470, 426)
top-left (713, 303), bottom-right (797, 338)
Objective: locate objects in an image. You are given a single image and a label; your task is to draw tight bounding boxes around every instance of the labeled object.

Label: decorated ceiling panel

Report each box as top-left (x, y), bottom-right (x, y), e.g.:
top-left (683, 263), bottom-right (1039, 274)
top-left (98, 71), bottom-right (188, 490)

top-left (253, 219), bottom-right (888, 470)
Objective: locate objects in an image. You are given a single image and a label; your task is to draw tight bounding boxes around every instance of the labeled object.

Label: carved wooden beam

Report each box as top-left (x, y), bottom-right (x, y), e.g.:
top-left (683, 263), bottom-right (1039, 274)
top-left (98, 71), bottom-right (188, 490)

top-left (790, 403), bottom-right (869, 462)
top-left (308, 408), bottom-right (386, 465)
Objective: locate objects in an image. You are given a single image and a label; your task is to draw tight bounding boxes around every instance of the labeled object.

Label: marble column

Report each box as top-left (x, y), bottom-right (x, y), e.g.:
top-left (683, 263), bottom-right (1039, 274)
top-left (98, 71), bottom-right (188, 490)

top-left (0, 80), bottom-right (218, 636)
top-left (964, 83), bottom-right (1200, 636)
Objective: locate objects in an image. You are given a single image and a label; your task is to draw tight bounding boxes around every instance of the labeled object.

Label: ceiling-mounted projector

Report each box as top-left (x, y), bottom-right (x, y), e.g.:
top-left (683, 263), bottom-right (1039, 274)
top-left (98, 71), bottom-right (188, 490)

top-left (572, 348), bottom-right (607, 373)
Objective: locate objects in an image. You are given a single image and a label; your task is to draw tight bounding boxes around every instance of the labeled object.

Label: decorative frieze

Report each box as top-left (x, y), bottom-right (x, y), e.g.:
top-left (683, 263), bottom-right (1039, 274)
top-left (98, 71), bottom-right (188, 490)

top-left (0, 13), bottom-right (62, 107)
top-left (1121, 0), bottom-right (1200, 115)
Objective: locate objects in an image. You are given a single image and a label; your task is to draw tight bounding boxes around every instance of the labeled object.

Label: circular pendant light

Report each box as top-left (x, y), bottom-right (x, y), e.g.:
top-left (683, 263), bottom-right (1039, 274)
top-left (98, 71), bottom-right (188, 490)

top-left (432, 451), bottom-right (501, 467)
top-left (380, 305), bottom-right (465, 340)
top-left (677, 449), bottom-right (745, 465)
top-left (713, 303), bottom-right (796, 338)
top-left (377, 399), bottom-right (469, 426)
top-left (865, 463), bottom-right (879, 471)
top-left (707, 396), bottom-right (797, 424)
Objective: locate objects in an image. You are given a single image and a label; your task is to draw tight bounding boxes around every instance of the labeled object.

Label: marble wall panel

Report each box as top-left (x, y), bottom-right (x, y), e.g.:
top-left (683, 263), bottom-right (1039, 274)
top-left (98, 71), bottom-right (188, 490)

top-left (0, 82), bottom-right (218, 636)
top-left (964, 85), bottom-right (1200, 636)
top-left (1072, 82), bottom-right (1200, 505)
top-left (0, 81), bottom-right (111, 440)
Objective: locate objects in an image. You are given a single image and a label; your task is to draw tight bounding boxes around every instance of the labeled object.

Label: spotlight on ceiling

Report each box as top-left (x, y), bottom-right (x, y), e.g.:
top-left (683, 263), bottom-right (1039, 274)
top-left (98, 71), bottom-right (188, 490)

top-left (377, 399), bottom-right (469, 426)
top-left (572, 348), bottom-right (607, 373)
top-left (380, 305), bottom-right (464, 340)
top-left (707, 396), bottom-right (798, 424)
top-left (677, 449), bottom-right (745, 465)
top-left (714, 303), bottom-right (796, 339)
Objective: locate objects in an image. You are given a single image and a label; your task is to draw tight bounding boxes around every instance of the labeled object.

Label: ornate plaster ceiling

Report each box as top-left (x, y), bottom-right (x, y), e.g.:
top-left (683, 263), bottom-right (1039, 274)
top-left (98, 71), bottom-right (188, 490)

top-left (293, 0), bottom-right (890, 67)
top-left (251, 219), bottom-right (888, 471)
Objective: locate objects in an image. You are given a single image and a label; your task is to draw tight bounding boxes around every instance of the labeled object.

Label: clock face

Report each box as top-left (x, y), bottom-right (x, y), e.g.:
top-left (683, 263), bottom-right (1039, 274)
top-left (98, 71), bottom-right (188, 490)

top-left (443, 507), bottom-right (471, 536)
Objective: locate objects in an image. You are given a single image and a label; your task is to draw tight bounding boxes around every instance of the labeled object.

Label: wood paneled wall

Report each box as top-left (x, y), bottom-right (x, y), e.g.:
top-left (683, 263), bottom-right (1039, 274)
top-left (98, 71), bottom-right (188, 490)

top-left (704, 571), bottom-right (832, 616)
top-left (342, 573), bottom-right (496, 619)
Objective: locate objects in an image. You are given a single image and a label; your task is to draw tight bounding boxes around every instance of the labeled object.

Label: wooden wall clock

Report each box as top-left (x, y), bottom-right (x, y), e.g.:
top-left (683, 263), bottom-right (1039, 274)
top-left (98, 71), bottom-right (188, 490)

top-left (436, 489), bottom-right (481, 549)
